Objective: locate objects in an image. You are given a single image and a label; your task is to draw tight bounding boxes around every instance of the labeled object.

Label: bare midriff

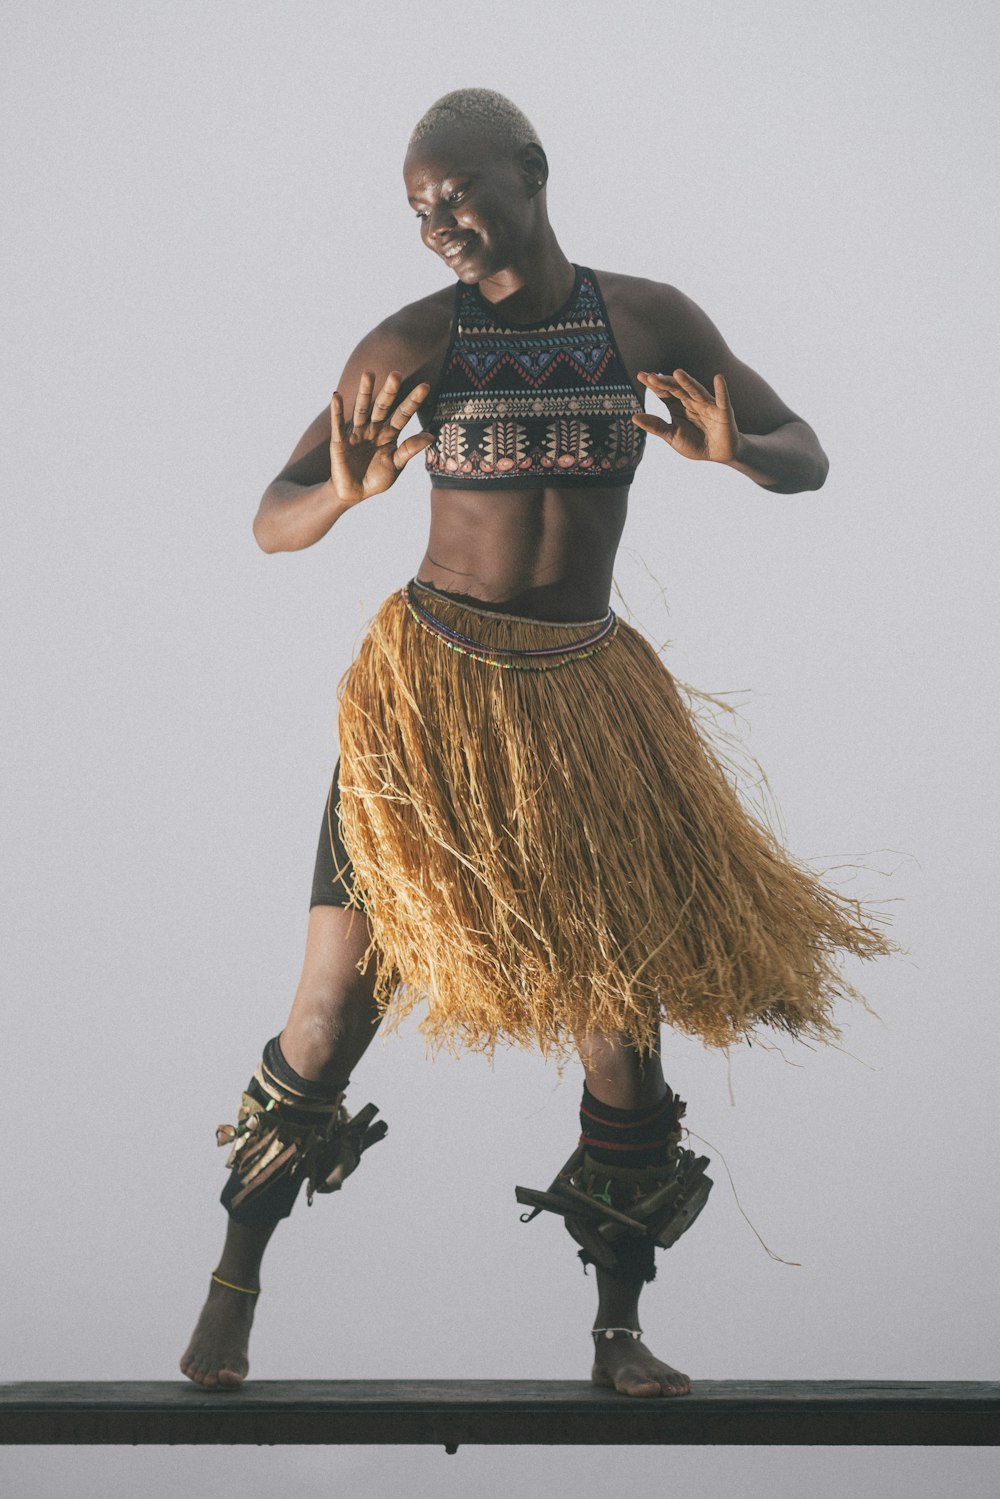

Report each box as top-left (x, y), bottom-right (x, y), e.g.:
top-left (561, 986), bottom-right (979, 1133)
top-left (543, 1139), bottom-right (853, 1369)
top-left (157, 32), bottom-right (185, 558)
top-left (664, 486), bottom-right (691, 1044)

top-left (414, 483), bottom-right (631, 623)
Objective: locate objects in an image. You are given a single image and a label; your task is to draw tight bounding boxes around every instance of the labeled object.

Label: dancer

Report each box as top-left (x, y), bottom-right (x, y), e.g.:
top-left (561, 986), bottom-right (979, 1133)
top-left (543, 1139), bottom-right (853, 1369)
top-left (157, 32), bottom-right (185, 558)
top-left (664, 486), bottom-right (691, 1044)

top-left (181, 89), bottom-right (894, 1398)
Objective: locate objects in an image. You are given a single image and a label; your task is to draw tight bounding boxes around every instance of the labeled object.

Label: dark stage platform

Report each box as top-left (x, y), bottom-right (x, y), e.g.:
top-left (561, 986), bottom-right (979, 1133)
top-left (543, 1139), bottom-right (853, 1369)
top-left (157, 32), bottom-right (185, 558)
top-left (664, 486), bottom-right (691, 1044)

top-left (2, 1380), bottom-right (998, 1451)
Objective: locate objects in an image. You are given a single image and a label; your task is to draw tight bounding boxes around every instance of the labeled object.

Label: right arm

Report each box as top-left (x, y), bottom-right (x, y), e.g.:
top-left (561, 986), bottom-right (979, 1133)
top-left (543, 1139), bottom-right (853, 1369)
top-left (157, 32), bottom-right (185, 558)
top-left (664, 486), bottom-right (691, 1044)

top-left (253, 301), bottom-right (449, 553)
top-left (252, 425), bottom-right (347, 555)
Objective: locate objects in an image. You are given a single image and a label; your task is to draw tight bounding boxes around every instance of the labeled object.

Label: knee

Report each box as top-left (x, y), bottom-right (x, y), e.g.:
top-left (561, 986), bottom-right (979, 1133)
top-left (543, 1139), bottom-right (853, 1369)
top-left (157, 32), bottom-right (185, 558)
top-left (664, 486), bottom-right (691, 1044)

top-left (579, 1032), bottom-right (665, 1111)
top-left (283, 970), bottom-right (381, 1079)
top-left (289, 974), bottom-right (378, 1038)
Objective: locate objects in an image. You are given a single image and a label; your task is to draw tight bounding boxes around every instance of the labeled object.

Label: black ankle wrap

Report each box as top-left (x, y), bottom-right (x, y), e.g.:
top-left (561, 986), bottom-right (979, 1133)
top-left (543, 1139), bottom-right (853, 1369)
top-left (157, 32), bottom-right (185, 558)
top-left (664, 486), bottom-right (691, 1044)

top-left (219, 1036), bottom-right (349, 1229)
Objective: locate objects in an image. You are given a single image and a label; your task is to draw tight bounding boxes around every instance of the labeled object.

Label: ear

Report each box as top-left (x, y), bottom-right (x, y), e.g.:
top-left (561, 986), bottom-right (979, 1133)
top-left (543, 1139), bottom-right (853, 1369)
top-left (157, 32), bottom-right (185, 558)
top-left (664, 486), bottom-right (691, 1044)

top-left (519, 143), bottom-right (549, 194)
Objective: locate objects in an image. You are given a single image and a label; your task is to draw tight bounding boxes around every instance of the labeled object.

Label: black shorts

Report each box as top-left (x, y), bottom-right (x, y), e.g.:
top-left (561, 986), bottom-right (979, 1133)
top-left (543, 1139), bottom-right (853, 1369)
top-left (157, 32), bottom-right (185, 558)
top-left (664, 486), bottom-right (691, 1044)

top-left (309, 757), bottom-right (366, 911)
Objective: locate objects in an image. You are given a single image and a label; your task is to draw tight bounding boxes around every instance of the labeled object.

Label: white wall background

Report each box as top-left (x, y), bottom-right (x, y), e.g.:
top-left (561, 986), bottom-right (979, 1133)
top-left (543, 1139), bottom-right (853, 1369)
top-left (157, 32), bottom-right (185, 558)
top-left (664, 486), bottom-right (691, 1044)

top-left (2, 1), bottom-right (997, 1494)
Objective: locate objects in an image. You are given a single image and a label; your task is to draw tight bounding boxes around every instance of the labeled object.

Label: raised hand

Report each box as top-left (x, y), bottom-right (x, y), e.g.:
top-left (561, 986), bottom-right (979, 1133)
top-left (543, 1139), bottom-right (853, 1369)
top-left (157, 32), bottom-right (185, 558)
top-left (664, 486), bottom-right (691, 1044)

top-left (633, 369), bottom-right (740, 465)
top-left (329, 370), bottom-right (435, 506)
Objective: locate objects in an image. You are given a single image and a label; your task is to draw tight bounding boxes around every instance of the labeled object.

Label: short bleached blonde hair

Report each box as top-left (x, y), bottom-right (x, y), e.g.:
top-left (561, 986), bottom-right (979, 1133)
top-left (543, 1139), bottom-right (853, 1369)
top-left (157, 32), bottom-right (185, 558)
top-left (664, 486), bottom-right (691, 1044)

top-left (408, 88), bottom-right (542, 156)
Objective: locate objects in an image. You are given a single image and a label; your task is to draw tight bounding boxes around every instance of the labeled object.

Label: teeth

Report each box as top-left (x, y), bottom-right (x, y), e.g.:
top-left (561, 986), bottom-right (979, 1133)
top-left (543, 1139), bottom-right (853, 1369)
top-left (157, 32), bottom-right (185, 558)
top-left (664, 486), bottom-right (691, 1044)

top-left (444, 238), bottom-right (473, 260)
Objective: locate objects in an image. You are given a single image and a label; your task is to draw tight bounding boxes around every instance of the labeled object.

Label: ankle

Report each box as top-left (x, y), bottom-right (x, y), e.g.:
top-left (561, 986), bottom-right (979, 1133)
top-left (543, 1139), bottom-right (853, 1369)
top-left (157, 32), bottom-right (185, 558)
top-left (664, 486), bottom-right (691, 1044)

top-left (592, 1325), bottom-right (643, 1344)
top-left (210, 1269), bottom-right (261, 1297)
top-left (212, 1231), bottom-right (269, 1293)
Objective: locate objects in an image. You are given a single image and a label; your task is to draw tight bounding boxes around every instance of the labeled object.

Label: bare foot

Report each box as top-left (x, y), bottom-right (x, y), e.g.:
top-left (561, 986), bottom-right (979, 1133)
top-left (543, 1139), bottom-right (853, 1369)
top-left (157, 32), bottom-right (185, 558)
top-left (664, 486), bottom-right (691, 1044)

top-left (180, 1279), bottom-right (257, 1389)
top-left (591, 1333), bottom-right (691, 1398)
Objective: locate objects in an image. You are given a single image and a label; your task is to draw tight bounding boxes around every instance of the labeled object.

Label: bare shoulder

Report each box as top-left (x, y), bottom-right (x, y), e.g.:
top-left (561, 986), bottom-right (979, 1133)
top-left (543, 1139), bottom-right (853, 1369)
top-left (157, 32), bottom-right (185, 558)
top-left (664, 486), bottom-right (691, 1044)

top-left (591, 269), bottom-right (706, 374)
top-left (592, 268), bottom-right (680, 308)
top-left (593, 270), bottom-right (700, 338)
top-left (355, 284), bottom-right (455, 385)
top-left (594, 266), bottom-right (804, 432)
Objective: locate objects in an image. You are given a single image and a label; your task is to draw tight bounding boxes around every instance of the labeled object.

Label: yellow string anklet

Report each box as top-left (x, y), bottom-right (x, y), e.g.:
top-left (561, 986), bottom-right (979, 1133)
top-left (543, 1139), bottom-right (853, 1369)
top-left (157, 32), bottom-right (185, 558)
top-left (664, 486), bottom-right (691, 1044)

top-left (211, 1271), bottom-right (260, 1296)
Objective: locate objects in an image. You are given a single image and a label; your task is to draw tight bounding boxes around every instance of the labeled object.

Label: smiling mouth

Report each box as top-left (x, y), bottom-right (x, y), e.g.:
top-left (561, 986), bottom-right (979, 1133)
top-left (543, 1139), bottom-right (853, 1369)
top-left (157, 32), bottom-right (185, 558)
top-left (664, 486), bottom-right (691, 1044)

top-left (441, 234), bottom-right (478, 265)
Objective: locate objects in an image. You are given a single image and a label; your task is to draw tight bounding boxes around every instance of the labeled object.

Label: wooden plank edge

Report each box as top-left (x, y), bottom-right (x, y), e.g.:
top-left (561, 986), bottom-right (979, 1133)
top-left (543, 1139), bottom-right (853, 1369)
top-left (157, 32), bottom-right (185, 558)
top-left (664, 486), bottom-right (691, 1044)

top-left (1, 1381), bottom-right (997, 1447)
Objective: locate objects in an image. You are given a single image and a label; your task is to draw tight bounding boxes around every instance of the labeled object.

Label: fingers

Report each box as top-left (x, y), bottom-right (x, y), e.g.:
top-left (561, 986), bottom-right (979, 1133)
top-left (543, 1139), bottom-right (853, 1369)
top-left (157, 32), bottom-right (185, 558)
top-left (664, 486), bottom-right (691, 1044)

top-left (369, 370), bottom-right (402, 424)
top-left (631, 411), bottom-right (676, 444)
top-left (388, 381), bottom-right (432, 431)
top-left (329, 390), bottom-right (346, 442)
top-left (634, 370), bottom-right (735, 463)
top-left (352, 370), bottom-right (376, 430)
top-left (638, 369), bottom-right (715, 406)
top-left (393, 431), bottom-right (437, 471)
top-left (671, 367), bottom-right (714, 403)
top-left (638, 370), bottom-right (686, 404)
top-left (348, 371), bottom-right (430, 434)
top-left (638, 370), bottom-right (678, 395)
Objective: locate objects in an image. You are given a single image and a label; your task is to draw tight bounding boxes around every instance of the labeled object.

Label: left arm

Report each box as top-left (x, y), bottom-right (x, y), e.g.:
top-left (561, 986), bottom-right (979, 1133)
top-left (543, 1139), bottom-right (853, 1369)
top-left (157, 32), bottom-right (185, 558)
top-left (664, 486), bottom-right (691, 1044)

top-left (634, 287), bottom-right (829, 494)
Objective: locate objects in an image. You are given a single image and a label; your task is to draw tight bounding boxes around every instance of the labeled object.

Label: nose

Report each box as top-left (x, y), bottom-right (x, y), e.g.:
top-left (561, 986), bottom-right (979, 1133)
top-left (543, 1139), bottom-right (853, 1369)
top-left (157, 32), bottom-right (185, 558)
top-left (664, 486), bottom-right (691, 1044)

top-left (426, 200), bottom-right (458, 239)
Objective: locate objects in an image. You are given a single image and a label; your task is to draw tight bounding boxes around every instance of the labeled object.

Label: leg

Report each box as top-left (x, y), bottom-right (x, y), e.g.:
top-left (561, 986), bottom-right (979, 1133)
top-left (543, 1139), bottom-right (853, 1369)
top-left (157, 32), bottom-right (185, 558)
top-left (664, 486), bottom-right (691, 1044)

top-left (180, 903), bottom-right (382, 1388)
top-left (576, 1030), bottom-right (692, 1398)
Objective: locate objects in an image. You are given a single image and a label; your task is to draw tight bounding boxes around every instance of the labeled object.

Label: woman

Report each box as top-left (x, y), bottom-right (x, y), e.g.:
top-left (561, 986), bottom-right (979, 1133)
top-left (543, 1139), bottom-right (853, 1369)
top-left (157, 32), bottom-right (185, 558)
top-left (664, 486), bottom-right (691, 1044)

top-left (181, 89), bottom-right (893, 1399)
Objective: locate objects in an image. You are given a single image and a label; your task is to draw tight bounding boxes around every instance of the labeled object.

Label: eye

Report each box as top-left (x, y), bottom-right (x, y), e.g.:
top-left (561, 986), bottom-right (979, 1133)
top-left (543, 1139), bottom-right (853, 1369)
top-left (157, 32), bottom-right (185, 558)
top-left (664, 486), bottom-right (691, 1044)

top-left (446, 190), bottom-right (465, 204)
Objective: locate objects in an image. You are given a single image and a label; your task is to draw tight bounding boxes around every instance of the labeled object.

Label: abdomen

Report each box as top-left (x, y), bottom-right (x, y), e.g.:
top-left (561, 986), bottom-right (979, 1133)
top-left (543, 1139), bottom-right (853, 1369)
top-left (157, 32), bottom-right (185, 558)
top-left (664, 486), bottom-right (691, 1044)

top-left (416, 485), bottom-right (630, 621)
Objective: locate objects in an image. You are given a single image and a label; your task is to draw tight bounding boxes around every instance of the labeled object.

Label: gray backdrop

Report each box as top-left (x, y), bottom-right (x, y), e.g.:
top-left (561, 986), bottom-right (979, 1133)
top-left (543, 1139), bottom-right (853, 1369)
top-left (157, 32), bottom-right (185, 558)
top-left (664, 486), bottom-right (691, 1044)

top-left (3, 1), bottom-right (997, 1495)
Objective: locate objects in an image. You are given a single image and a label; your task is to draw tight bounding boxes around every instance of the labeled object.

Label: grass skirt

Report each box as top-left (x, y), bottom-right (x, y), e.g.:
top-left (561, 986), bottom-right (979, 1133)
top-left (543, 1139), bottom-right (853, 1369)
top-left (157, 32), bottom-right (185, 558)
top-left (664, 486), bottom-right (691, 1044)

top-left (335, 580), bottom-right (895, 1059)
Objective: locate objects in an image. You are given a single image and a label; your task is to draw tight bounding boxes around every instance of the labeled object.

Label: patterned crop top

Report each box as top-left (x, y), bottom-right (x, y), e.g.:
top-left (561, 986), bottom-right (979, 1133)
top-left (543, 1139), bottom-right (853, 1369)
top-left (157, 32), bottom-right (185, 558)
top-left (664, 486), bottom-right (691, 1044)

top-left (420, 264), bottom-right (646, 489)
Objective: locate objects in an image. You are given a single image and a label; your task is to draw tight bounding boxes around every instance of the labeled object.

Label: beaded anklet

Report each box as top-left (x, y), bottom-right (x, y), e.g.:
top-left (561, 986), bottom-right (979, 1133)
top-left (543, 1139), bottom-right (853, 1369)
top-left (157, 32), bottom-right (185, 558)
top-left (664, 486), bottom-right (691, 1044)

top-left (591, 1326), bottom-right (643, 1341)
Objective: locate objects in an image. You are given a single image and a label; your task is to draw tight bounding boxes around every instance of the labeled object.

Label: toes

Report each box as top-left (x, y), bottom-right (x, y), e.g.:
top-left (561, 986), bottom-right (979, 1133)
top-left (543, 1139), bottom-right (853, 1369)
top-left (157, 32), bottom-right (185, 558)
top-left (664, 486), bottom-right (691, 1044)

top-left (659, 1376), bottom-right (691, 1398)
top-left (182, 1354), bottom-right (220, 1389)
top-left (618, 1364), bottom-right (692, 1398)
top-left (217, 1367), bottom-right (245, 1389)
top-left (619, 1377), bottom-right (663, 1398)
top-left (592, 1351), bottom-right (691, 1400)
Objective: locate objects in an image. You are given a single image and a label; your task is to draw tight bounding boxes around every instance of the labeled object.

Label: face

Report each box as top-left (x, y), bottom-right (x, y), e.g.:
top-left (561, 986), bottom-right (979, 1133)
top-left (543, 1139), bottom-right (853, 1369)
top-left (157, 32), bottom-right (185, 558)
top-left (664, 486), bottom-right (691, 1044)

top-left (403, 126), bottom-right (545, 283)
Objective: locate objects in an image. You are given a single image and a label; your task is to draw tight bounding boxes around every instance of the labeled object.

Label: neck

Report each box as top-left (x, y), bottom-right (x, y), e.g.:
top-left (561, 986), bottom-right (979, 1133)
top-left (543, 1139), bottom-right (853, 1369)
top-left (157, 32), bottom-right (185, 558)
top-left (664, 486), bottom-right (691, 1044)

top-left (475, 227), bottom-right (575, 322)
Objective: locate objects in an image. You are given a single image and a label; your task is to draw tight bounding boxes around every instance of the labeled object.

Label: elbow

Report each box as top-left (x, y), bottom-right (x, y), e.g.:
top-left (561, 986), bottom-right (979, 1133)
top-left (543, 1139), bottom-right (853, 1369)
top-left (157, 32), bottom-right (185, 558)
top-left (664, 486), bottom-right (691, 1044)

top-left (253, 515), bottom-right (306, 554)
top-left (811, 450), bottom-right (830, 491)
top-left (786, 441), bottom-right (828, 494)
top-left (253, 525), bottom-right (280, 554)
top-left (805, 425), bottom-right (830, 491)
top-left (252, 499), bottom-right (282, 553)
top-left (786, 422), bottom-right (829, 492)
top-left (252, 519), bottom-right (275, 553)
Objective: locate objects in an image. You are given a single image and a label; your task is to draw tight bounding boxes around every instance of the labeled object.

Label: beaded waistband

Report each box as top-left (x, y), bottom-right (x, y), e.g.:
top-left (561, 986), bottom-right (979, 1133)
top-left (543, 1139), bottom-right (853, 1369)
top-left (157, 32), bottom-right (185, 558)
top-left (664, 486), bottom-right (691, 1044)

top-left (401, 581), bottom-right (619, 672)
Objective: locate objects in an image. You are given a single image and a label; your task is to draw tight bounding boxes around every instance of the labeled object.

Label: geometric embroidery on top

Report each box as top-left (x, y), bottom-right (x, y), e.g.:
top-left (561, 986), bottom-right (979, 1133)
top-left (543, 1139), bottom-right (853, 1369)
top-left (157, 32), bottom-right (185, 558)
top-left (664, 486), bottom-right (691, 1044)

top-left (422, 265), bottom-right (647, 489)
